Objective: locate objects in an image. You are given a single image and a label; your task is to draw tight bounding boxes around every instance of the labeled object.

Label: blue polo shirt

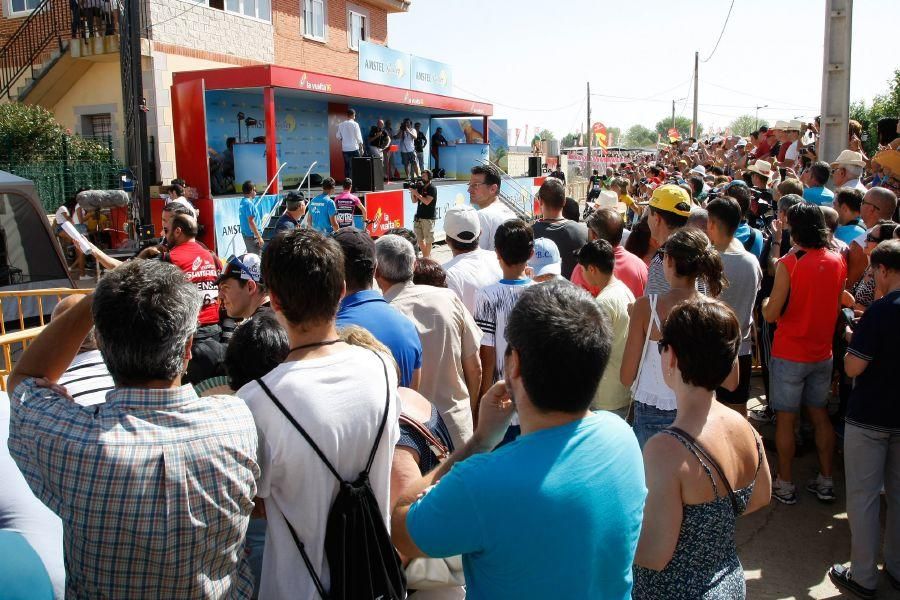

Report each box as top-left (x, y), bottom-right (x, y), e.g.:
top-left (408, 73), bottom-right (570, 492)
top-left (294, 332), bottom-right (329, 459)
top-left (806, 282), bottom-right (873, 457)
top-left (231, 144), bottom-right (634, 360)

top-left (803, 186), bottom-right (835, 207)
top-left (239, 196), bottom-right (258, 237)
top-left (336, 290), bottom-right (422, 387)
top-left (835, 218), bottom-right (866, 246)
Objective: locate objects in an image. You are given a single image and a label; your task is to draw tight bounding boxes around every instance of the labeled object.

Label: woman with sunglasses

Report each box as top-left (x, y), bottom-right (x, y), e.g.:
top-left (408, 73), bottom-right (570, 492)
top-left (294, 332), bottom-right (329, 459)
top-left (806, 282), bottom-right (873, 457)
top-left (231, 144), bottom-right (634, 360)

top-left (850, 220), bottom-right (900, 312)
top-left (621, 227), bottom-right (728, 448)
top-left (633, 299), bottom-right (771, 599)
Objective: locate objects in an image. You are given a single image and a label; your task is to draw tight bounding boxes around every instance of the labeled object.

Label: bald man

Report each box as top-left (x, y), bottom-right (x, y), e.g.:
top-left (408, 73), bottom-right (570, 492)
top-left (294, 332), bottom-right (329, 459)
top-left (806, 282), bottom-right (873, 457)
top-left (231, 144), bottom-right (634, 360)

top-left (52, 295), bottom-right (114, 406)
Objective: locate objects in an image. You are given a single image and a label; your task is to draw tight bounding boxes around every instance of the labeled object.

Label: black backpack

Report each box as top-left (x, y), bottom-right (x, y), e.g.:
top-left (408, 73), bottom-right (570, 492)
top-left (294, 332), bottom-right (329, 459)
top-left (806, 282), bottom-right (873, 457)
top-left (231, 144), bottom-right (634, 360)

top-left (255, 352), bottom-right (406, 600)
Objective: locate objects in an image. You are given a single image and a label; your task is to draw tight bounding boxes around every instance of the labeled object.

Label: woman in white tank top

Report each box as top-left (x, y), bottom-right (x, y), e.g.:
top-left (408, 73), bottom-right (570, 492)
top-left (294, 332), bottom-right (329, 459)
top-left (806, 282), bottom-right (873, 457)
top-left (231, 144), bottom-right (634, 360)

top-left (621, 228), bottom-right (728, 448)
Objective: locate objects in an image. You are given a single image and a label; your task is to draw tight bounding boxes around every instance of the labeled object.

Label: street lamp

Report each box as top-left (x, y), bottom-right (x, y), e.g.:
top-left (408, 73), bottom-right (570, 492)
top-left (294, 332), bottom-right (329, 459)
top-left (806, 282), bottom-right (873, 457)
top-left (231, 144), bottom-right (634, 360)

top-left (755, 104), bottom-right (768, 131)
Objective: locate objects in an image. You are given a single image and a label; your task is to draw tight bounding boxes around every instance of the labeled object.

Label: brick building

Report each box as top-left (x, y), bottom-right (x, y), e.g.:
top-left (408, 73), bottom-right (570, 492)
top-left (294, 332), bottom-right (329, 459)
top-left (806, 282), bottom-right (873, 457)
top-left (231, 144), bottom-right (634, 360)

top-left (0, 0), bottom-right (409, 181)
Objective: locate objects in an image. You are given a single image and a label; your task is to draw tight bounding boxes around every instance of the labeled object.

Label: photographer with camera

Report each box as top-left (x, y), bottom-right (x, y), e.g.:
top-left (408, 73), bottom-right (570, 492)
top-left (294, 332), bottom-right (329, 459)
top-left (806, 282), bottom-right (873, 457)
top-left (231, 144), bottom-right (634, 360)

top-left (411, 169), bottom-right (437, 258)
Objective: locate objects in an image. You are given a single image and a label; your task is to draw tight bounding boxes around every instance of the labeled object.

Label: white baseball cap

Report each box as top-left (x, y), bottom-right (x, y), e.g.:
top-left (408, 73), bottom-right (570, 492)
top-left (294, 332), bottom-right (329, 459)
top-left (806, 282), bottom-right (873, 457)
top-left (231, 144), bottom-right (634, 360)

top-left (528, 238), bottom-right (561, 277)
top-left (444, 205), bottom-right (481, 243)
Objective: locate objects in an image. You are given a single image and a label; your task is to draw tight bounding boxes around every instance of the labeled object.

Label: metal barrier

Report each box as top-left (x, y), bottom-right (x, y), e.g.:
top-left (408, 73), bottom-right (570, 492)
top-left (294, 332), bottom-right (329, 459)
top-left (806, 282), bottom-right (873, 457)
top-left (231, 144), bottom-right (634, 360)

top-left (0, 287), bottom-right (90, 390)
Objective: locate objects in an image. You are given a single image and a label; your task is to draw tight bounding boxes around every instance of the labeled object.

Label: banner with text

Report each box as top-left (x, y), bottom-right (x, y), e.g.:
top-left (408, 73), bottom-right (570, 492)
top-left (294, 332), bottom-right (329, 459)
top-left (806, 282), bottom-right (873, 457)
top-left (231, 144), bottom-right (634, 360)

top-left (359, 41), bottom-right (410, 89)
top-left (410, 55), bottom-right (453, 95)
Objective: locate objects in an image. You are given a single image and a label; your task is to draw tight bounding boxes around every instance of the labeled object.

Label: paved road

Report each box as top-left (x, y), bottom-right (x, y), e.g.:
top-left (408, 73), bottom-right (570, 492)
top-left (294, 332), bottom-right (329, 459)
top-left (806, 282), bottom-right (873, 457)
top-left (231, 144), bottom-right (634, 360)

top-left (428, 240), bottom-right (898, 599)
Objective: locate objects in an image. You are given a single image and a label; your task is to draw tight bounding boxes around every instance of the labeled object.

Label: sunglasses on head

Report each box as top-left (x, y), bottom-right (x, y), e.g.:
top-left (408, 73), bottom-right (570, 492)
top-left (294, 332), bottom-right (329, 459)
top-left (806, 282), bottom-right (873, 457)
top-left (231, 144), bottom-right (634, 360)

top-left (226, 255), bottom-right (256, 281)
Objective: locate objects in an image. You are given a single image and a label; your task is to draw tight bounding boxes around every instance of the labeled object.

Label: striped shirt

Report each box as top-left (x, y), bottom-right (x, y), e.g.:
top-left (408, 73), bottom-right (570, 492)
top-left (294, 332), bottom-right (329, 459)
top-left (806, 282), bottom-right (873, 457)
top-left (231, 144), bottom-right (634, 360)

top-left (474, 278), bottom-right (534, 383)
top-left (58, 350), bottom-right (114, 406)
top-left (645, 252), bottom-right (709, 296)
top-left (8, 378), bottom-right (260, 599)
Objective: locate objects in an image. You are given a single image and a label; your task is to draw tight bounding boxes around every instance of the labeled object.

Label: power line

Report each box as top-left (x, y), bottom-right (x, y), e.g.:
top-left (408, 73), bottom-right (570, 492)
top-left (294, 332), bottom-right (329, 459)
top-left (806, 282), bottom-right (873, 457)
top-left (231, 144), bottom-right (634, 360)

top-left (700, 0), bottom-right (736, 63)
top-left (453, 83), bottom-right (584, 113)
top-left (703, 80), bottom-right (819, 110)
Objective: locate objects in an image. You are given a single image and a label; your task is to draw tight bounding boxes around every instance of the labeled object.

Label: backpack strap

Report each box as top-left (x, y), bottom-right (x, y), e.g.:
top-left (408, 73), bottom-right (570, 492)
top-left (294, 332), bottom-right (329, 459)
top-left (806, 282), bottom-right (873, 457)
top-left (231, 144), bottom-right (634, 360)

top-left (399, 413), bottom-right (449, 462)
top-left (742, 228), bottom-right (757, 253)
top-left (255, 377), bottom-right (343, 483)
top-left (365, 350), bottom-right (392, 474)
top-left (667, 426), bottom-right (741, 514)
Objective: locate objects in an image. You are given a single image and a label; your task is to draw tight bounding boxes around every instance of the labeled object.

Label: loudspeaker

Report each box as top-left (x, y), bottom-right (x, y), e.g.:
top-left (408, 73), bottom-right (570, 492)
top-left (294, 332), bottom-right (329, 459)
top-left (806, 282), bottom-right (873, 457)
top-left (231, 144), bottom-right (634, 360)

top-left (528, 156), bottom-right (542, 177)
top-left (352, 156), bottom-right (384, 192)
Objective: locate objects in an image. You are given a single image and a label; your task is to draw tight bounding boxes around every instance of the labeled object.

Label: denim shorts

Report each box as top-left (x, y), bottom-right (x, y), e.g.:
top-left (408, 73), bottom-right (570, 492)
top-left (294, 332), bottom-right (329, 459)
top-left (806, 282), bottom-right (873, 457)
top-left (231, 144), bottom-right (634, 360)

top-left (401, 151), bottom-right (416, 166)
top-left (769, 356), bottom-right (833, 413)
top-left (632, 401), bottom-right (677, 449)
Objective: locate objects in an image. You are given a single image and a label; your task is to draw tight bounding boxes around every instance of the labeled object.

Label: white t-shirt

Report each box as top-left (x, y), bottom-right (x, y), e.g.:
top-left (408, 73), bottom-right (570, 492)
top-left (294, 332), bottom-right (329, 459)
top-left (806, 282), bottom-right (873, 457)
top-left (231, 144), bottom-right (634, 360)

top-left (336, 119), bottom-right (363, 152)
top-left (238, 346), bottom-right (400, 600)
top-left (54, 205), bottom-right (80, 226)
top-left (398, 127), bottom-right (416, 153)
top-left (442, 249), bottom-right (503, 315)
top-left (476, 200), bottom-right (517, 251)
top-left (784, 140), bottom-right (800, 162)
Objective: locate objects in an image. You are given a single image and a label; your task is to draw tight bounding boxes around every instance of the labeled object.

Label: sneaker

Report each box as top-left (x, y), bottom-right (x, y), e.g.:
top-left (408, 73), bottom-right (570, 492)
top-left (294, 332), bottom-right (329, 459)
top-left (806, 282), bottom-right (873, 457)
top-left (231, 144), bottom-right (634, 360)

top-left (806, 473), bottom-right (836, 503)
top-left (772, 478), bottom-right (797, 505)
top-left (828, 565), bottom-right (876, 599)
top-left (749, 406), bottom-right (775, 423)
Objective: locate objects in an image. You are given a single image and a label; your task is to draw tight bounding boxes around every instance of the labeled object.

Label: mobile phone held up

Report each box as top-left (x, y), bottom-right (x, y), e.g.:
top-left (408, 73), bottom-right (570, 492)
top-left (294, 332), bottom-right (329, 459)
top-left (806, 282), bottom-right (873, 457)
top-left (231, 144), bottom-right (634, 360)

top-left (842, 307), bottom-right (857, 330)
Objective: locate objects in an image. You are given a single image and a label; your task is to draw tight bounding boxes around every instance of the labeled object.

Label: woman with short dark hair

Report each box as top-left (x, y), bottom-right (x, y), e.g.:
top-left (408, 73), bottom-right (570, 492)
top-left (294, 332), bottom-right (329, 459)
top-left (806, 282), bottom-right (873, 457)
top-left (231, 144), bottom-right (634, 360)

top-left (633, 299), bottom-right (771, 599)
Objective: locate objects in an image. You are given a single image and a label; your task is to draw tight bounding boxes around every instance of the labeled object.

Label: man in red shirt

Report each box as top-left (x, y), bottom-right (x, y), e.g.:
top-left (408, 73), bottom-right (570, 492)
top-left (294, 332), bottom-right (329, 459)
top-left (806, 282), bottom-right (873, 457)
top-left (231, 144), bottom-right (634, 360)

top-left (571, 208), bottom-right (648, 297)
top-left (161, 213), bottom-right (224, 383)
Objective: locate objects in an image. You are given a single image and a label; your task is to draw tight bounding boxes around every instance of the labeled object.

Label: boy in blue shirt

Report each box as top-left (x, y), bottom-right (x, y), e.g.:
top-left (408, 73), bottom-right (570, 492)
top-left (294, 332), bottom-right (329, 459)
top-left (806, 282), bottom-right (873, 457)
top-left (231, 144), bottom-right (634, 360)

top-left (306, 178), bottom-right (339, 234)
top-left (392, 281), bottom-right (647, 600)
top-left (239, 180), bottom-right (264, 255)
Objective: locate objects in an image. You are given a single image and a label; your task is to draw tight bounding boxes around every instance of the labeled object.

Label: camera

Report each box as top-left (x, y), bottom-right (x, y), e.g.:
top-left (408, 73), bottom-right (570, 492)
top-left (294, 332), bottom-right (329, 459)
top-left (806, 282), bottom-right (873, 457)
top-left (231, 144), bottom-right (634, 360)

top-left (403, 177), bottom-right (425, 193)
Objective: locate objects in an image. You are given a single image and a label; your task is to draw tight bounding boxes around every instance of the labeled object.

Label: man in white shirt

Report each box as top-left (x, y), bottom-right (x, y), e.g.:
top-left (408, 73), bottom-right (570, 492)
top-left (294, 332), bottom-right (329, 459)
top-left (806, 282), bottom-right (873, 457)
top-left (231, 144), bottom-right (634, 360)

top-left (441, 205), bottom-right (502, 315)
top-left (781, 121), bottom-right (802, 168)
top-left (335, 108), bottom-right (364, 179)
top-left (831, 150), bottom-right (868, 194)
top-left (238, 229), bottom-right (399, 600)
top-left (468, 163), bottom-right (515, 251)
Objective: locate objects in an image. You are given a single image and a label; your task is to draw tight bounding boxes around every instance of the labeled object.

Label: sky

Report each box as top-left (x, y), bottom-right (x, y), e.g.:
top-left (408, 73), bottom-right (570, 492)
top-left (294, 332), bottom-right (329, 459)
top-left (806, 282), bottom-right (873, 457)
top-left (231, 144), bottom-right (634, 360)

top-left (389, 0), bottom-right (899, 143)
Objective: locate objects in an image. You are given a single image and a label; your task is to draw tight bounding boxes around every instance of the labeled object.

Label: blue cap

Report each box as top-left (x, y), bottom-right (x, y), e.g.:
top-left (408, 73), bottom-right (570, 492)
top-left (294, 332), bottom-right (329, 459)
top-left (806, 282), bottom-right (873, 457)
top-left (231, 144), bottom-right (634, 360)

top-left (528, 238), bottom-right (561, 277)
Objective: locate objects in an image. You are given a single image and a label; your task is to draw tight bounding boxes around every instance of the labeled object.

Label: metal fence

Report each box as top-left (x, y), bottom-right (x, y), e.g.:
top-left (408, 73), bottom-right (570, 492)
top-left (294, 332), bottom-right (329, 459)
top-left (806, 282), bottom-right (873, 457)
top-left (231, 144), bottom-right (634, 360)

top-left (1, 160), bottom-right (123, 213)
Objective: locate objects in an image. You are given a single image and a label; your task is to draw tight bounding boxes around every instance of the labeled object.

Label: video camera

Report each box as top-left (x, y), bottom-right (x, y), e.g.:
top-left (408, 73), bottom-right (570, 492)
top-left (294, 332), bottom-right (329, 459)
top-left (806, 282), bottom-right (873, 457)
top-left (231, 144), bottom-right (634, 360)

top-left (403, 177), bottom-right (426, 194)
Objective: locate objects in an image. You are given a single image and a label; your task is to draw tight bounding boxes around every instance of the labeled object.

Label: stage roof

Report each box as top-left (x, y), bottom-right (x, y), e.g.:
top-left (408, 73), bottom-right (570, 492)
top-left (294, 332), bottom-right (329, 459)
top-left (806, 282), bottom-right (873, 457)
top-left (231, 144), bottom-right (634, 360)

top-left (172, 65), bottom-right (493, 117)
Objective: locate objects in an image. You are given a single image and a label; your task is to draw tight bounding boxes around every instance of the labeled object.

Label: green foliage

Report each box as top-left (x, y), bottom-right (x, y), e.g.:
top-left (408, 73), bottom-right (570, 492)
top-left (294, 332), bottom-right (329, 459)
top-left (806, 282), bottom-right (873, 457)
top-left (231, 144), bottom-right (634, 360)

top-left (561, 132), bottom-right (581, 147)
top-left (729, 114), bottom-right (768, 137)
top-left (539, 129), bottom-right (556, 141)
top-left (654, 116), bottom-right (701, 140)
top-left (607, 126), bottom-right (621, 146)
top-left (623, 124), bottom-right (658, 148)
top-left (0, 102), bottom-right (112, 163)
top-left (851, 69), bottom-right (900, 156)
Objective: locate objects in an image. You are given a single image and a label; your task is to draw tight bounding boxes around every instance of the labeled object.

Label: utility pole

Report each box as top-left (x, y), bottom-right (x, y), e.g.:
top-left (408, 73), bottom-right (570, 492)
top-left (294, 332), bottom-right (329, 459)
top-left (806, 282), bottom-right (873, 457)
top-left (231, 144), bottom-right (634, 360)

top-left (586, 81), bottom-right (592, 175)
top-left (691, 51), bottom-right (699, 139)
top-left (671, 99), bottom-right (676, 130)
top-left (755, 104), bottom-right (768, 131)
top-left (819, 0), bottom-right (853, 171)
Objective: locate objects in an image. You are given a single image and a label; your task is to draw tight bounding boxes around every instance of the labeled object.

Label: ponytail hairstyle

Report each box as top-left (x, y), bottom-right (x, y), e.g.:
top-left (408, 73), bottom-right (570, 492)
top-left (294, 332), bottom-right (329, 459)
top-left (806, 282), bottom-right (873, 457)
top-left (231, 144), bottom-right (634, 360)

top-left (661, 228), bottom-right (728, 298)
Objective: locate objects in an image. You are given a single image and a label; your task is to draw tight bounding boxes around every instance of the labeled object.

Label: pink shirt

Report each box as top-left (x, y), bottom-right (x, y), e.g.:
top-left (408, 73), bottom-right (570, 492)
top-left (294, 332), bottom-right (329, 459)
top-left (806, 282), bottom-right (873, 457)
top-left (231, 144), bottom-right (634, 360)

top-left (571, 245), bottom-right (648, 299)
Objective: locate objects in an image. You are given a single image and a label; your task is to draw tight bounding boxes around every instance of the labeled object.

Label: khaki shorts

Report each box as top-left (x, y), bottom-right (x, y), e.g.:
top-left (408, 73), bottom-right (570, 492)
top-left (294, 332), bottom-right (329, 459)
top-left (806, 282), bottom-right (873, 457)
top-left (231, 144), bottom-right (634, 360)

top-left (414, 218), bottom-right (435, 245)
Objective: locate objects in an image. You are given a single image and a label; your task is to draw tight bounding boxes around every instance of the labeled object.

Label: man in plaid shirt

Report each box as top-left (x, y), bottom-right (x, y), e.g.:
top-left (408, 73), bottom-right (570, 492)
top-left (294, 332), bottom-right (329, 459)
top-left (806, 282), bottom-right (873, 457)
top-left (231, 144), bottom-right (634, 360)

top-left (7, 260), bottom-right (260, 599)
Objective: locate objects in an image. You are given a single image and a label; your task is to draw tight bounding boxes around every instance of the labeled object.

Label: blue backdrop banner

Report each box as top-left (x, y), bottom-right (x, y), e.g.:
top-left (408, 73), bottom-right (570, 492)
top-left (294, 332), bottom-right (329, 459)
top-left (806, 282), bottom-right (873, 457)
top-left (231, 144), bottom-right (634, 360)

top-left (410, 55), bottom-right (453, 96)
top-left (359, 41), bottom-right (410, 89)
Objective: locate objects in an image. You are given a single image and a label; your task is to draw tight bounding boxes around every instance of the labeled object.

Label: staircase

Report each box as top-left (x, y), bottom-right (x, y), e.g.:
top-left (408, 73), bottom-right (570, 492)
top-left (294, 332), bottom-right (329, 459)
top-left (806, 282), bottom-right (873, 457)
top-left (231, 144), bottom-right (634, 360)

top-left (0, 0), bottom-right (71, 101)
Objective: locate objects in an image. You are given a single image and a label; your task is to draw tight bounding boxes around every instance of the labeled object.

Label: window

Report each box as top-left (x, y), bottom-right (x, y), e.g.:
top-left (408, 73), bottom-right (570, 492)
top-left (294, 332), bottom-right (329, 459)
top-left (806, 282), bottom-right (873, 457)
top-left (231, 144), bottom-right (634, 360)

top-left (303, 0), bottom-right (325, 40)
top-left (88, 114), bottom-right (113, 139)
top-left (348, 10), bottom-right (367, 51)
top-left (8, 0), bottom-right (40, 15)
top-left (212, 0), bottom-right (269, 22)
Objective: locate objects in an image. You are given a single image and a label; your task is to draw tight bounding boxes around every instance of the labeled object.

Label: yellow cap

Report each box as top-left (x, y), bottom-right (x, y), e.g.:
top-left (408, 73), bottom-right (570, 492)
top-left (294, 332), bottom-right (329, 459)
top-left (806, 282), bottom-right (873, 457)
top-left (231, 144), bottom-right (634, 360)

top-left (873, 149), bottom-right (900, 176)
top-left (649, 184), bottom-right (692, 217)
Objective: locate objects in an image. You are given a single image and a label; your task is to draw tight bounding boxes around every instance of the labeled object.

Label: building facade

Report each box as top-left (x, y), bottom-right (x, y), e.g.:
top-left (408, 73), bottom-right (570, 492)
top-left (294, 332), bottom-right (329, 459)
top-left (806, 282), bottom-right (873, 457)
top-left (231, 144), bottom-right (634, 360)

top-left (0, 0), bottom-right (408, 181)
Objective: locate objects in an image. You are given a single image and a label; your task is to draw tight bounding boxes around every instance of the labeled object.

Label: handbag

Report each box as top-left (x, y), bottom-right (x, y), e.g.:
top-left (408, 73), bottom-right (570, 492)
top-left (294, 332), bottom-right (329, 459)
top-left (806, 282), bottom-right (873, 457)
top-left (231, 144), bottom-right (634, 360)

top-left (399, 414), bottom-right (466, 590)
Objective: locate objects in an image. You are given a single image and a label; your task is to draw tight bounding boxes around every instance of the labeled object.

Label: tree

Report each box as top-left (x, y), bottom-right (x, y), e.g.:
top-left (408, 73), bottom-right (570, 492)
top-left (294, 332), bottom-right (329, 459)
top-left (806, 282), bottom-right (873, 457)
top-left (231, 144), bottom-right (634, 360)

top-left (561, 132), bottom-right (581, 147)
top-left (0, 103), bottom-right (112, 164)
top-left (539, 129), bottom-right (556, 141)
top-left (654, 116), bottom-right (701, 141)
top-left (622, 124), bottom-right (658, 148)
top-left (851, 68), bottom-right (900, 155)
top-left (729, 114), bottom-right (768, 137)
